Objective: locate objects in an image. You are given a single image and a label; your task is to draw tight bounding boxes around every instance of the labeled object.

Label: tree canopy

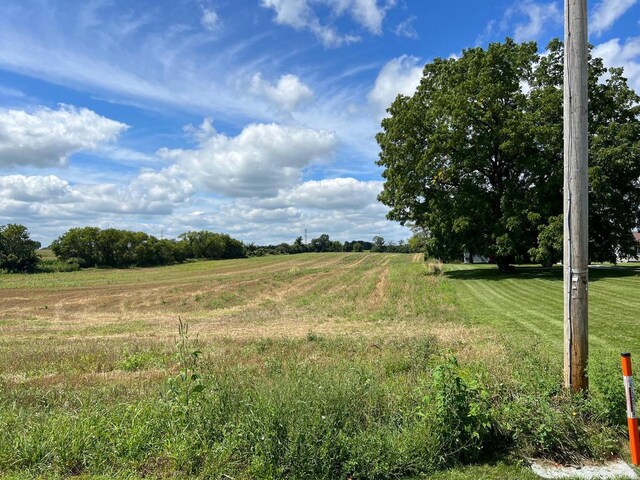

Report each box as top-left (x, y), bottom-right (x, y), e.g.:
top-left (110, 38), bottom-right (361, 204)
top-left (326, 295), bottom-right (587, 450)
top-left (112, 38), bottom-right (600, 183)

top-left (0, 224), bottom-right (41, 273)
top-left (51, 227), bottom-right (246, 269)
top-left (376, 38), bottom-right (640, 270)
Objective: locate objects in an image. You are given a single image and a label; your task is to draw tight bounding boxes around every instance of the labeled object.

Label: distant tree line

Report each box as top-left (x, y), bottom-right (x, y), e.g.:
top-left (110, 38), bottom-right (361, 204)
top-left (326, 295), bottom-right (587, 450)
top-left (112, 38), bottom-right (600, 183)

top-left (0, 224), bottom-right (416, 274)
top-left (51, 227), bottom-right (247, 268)
top-left (247, 233), bottom-right (414, 256)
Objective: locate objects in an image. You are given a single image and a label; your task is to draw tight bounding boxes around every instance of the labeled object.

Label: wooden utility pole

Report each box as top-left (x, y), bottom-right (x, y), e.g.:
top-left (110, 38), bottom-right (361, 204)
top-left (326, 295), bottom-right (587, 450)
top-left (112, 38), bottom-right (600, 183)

top-left (564, 0), bottom-right (589, 392)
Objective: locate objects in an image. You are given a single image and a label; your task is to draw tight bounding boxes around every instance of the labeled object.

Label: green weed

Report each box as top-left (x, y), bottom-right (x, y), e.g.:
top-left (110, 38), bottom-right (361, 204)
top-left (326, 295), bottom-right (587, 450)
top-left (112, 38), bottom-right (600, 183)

top-left (117, 351), bottom-right (161, 372)
top-left (166, 318), bottom-right (206, 408)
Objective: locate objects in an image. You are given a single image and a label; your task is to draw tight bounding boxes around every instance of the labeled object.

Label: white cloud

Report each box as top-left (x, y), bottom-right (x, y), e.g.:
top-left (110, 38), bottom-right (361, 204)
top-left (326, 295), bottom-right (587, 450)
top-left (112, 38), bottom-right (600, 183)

top-left (183, 117), bottom-right (217, 142)
top-left (0, 6), bottom-right (274, 124)
top-left (0, 175), bottom-right (72, 202)
top-left (505, 1), bottom-right (561, 42)
top-left (251, 72), bottom-right (314, 110)
top-left (394, 16), bottom-right (418, 39)
top-left (368, 55), bottom-right (422, 115)
top-left (268, 177), bottom-right (383, 209)
top-left (67, 183), bottom-right (187, 215)
top-left (0, 171), bottom-right (408, 247)
top-left (261, 0), bottom-right (312, 28)
top-left (228, 205), bottom-right (302, 223)
top-left (476, 20), bottom-right (497, 46)
top-left (591, 0), bottom-right (638, 36)
top-left (0, 172), bottom-right (193, 217)
top-left (343, 0), bottom-right (394, 35)
top-left (95, 145), bottom-right (159, 167)
top-left (0, 3), bottom-right (384, 163)
top-left (0, 4), bottom-right (412, 246)
top-left (260, 0), bottom-right (359, 47)
top-left (313, 26), bottom-right (361, 48)
top-left (161, 182), bottom-right (404, 246)
top-left (593, 37), bottom-right (640, 91)
top-left (481, 1), bottom-right (561, 44)
top-left (260, 0), bottom-right (395, 47)
top-left (157, 121), bottom-right (338, 197)
top-left (201, 8), bottom-right (220, 31)
top-left (0, 105), bottom-right (127, 167)
top-left (129, 171), bottom-right (194, 206)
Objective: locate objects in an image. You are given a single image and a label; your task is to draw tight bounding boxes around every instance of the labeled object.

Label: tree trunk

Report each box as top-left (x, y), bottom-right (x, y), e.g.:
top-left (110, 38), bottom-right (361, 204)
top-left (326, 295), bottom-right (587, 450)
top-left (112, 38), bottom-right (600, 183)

top-left (496, 256), bottom-right (513, 272)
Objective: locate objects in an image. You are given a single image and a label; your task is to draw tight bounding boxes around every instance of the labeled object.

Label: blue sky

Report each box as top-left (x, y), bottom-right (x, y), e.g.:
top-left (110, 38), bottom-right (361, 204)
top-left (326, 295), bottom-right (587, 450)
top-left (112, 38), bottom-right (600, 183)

top-left (0, 0), bottom-right (639, 246)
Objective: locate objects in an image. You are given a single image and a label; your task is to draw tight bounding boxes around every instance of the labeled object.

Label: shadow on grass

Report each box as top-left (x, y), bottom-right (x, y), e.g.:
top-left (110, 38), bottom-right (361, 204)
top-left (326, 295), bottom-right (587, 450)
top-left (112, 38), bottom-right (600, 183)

top-left (444, 264), bottom-right (640, 282)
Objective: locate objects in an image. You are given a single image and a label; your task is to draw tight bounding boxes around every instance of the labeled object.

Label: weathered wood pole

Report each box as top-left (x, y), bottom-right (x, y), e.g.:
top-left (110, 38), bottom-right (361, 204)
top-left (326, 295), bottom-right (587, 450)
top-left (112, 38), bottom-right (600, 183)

top-left (563, 0), bottom-right (589, 392)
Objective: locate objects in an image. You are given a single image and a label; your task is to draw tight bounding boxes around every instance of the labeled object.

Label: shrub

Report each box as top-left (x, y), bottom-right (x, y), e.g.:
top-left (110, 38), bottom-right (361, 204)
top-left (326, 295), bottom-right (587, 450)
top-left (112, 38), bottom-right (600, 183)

top-left (39, 258), bottom-right (81, 273)
top-left (417, 357), bottom-right (493, 467)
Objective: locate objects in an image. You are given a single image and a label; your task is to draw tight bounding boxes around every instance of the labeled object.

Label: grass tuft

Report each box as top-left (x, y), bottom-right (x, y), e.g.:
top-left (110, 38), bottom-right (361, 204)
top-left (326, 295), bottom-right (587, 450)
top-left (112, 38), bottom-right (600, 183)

top-left (424, 258), bottom-right (444, 276)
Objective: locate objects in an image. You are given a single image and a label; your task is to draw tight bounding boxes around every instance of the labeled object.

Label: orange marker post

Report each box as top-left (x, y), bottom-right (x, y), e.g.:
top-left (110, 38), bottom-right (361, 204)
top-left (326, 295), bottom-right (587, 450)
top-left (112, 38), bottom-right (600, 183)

top-left (622, 353), bottom-right (640, 465)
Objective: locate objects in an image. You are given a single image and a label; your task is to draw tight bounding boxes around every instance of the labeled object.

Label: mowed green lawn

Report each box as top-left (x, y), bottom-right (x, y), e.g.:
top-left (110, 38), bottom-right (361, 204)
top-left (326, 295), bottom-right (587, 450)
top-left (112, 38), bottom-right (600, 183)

top-left (1, 254), bottom-right (639, 479)
top-left (446, 263), bottom-right (640, 359)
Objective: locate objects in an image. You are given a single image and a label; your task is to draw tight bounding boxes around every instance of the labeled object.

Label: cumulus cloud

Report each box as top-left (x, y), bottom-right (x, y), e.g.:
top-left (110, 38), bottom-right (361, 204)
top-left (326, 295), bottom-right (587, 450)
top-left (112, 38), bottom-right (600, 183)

top-left (260, 0), bottom-right (395, 47)
top-left (228, 205), bottom-right (302, 223)
top-left (183, 117), bottom-right (217, 142)
top-left (505, 0), bottom-right (561, 42)
top-left (157, 121), bottom-right (338, 197)
top-left (0, 175), bottom-right (72, 202)
top-left (0, 105), bottom-right (127, 167)
top-left (0, 172), bottom-right (408, 247)
top-left (261, 0), bottom-right (311, 28)
top-left (161, 179), bottom-right (402, 246)
top-left (129, 171), bottom-right (194, 207)
top-left (0, 172), bottom-right (193, 217)
top-left (591, 0), bottom-right (638, 36)
top-left (368, 55), bottom-right (422, 115)
top-left (268, 177), bottom-right (383, 210)
top-left (68, 181), bottom-right (191, 215)
top-left (251, 72), bottom-right (314, 110)
top-left (593, 37), bottom-right (640, 90)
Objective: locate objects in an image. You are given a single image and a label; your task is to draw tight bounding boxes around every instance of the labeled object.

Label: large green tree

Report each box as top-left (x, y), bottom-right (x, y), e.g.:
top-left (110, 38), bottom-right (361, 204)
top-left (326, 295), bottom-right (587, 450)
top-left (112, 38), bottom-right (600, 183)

top-left (376, 39), bottom-right (640, 270)
top-left (0, 224), bottom-right (41, 273)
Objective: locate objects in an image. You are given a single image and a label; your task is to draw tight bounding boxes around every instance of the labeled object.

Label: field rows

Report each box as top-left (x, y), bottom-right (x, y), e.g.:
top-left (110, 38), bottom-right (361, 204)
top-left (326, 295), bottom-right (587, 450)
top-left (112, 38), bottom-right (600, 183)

top-left (3, 255), bottom-right (639, 392)
top-left (1, 253), bottom-right (463, 385)
top-left (2, 254), bottom-right (640, 478)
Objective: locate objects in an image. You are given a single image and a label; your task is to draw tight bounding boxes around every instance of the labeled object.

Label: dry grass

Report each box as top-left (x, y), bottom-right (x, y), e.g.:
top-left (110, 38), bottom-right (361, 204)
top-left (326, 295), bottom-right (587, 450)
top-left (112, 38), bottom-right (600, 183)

top-left (1, 253), bottom-right (476, 387)
top-left (6, 255), bottom-right (638, 392)
top-left (424, 258), bottom-right (444, 275)
top-left (2, 254), bottom-right (636, 478)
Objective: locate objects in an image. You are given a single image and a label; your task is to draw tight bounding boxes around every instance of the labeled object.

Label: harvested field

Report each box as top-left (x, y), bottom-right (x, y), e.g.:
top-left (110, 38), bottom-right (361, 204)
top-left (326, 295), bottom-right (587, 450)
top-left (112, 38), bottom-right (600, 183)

top-left (1, 254), bottom-right (640, 479)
